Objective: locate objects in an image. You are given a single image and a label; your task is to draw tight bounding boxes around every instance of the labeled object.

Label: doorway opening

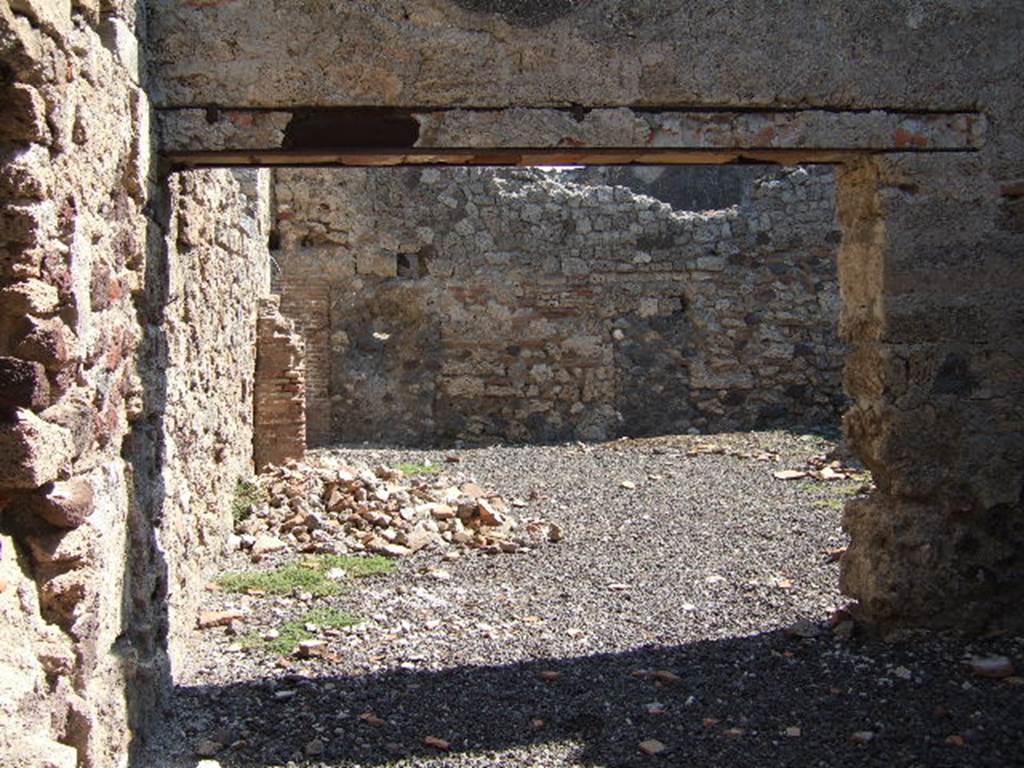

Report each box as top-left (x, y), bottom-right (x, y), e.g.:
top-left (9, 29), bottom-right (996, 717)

top-left (270, 164), bottom-right (846, 448)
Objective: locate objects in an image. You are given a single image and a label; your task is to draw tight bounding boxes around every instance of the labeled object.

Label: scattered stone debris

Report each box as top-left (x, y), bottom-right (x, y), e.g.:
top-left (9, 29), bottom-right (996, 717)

top-left (773, 469), bottom-right (808, 481)
top-left (194, 738), bottom-right (223, 757)
top-left (358, 712), bottom-right (386, 727)
top-left (685, 441), bottom-right (779, 462)
top-left (234, 457), bottom-right (563, 559)
top-left (966, 655), bottom-right (1016, 679)
top-left (197, 610), bottom-right (244, 630)
top-left (423, 736), bottom-right (451, 751)
top-left (638, 738), bottom-right (667, 755)
top-left (772, 452), bottom-right (870, 484)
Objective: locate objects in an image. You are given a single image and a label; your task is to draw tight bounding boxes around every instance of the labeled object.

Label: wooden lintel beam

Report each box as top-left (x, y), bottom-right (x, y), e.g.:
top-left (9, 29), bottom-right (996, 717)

top-left (163, 147), bottom-right (909, 169)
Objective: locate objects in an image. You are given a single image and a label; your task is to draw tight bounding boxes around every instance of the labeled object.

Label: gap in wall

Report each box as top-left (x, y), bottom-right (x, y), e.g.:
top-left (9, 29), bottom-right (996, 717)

top-left (269, 164), bottom-right (846, 448)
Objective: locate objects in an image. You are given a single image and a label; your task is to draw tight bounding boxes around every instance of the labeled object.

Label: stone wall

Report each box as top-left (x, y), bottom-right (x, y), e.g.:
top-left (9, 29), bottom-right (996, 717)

top-left (0, 5), bottom-right (273, 766)
top-left (157, 168), bottom-right (272, 676)
top-left (274, 166), bottom-right (843, 445)
top-left (1, 2), bottom-right (153, 765)
top-left (559, 165), bottom-right (765, 212)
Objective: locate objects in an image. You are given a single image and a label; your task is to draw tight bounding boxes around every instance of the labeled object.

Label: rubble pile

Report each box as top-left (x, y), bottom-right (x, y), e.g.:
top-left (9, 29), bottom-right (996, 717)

top-left (773, 453), bottom-right (870, 483)
top-left (233, 458), bottom-right (563, 558)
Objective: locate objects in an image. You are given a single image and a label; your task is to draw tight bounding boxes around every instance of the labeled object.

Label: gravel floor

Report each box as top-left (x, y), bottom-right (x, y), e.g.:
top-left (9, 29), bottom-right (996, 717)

top-left (144, 430), bottom-right (1023, 768)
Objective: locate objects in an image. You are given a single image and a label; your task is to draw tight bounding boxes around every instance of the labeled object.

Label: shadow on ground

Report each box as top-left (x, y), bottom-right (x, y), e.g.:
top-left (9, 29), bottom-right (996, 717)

top-left (150, 628), bottom-right (1021, 767)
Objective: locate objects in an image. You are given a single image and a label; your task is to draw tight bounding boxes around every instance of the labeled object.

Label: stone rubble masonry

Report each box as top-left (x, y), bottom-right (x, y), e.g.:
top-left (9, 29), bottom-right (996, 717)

top-left (254, 295), bottom-right (307, 470)
top-left (1, 2), bottom-right (153, 766)
top-left (157, 167), bottom-right (272, 678)
top-left (0, 5), bottom-right (272, 768)
top-left (273, 165), bottom-right (843, 445)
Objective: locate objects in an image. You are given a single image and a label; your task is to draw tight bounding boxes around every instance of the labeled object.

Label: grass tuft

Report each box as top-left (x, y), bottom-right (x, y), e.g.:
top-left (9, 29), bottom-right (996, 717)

top-left (242, 606), bottom-right (359, 655)
top-left (396, 461), bottom-right (441, 477)
top-left (231, 479), bottom-right (266, 523)
top-left (796, 474), bottom-right (873, 512)
top-left (217, 554), bottom-right (395, 597)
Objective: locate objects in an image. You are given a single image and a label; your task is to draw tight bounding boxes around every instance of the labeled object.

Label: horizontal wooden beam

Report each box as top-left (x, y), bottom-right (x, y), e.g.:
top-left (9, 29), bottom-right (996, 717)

top-left (159, 107), bottom-right (985, 168)
top-left (164, 147), bottom-right (916, 169)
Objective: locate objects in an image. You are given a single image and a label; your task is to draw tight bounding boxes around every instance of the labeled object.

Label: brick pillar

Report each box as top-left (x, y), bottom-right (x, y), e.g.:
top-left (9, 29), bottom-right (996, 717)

top-left (254, 296), bottom-right (306, 470)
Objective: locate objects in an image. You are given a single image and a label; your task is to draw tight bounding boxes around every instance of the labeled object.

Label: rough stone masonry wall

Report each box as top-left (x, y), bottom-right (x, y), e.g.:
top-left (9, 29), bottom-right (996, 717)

top-left (0, 4), bottom-right (273, 766)
top-left (0, 2), bottom-right (153, 766)
top-left (157, 168), bottom-right (272, 678)
top-left (274, 166), bottom-right (842, 445)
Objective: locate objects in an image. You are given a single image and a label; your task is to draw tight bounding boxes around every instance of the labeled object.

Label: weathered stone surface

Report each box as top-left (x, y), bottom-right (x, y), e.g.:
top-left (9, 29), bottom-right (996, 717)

top-left (1, 7), bottom-right (271, 763)
top-left (841, 495), bottom-right (1024, 632)
top-left (145, 1), bottom-right (1021, 125)
top-left (24, 478), bottom-right (96, 529)
top-left (0, 279), bottom-right (60, 315)
top-left (275, 165), bottom-right (843, 444)
top-left (156, 167), bottom-right (273, 675)
top-left (0, 83), bottom-right (50, 144)
top-left (0, 531), bottom-right (77, 768)
top-left (12, 316), bottom-right (77, 371)
top-left (39, 388), bottom-right (96, 459)
top-left (0, 357), bottom-right (50, 412)
top-left (0, 409), bottom-right (72, 489)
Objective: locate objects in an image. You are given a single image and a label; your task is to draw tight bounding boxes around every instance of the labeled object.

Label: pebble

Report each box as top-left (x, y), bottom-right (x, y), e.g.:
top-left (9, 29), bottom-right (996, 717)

top-left (638, 739), bottom-right (666, 755)
top-left (653, 670), bottom-right (682, 685)
top-left (296, 639), bottom-right (326, 658)
top-left (197, 610), bottom-right (244, 629)
top-left (194, 739), bottom-right (222, 757)
top-left (773, 469), bottom-right (807, 480)
top-left (967, 655), bottom-right (1015, 679)
top-left (423, 736), bottom-right (451, 751)
top-left (251, 534), bottom-right (287, 555)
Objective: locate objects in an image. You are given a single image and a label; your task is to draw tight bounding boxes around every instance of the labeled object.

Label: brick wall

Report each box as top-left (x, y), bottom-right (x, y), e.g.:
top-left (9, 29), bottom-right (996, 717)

top-left (254, 296), bottom-right (307, 468)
